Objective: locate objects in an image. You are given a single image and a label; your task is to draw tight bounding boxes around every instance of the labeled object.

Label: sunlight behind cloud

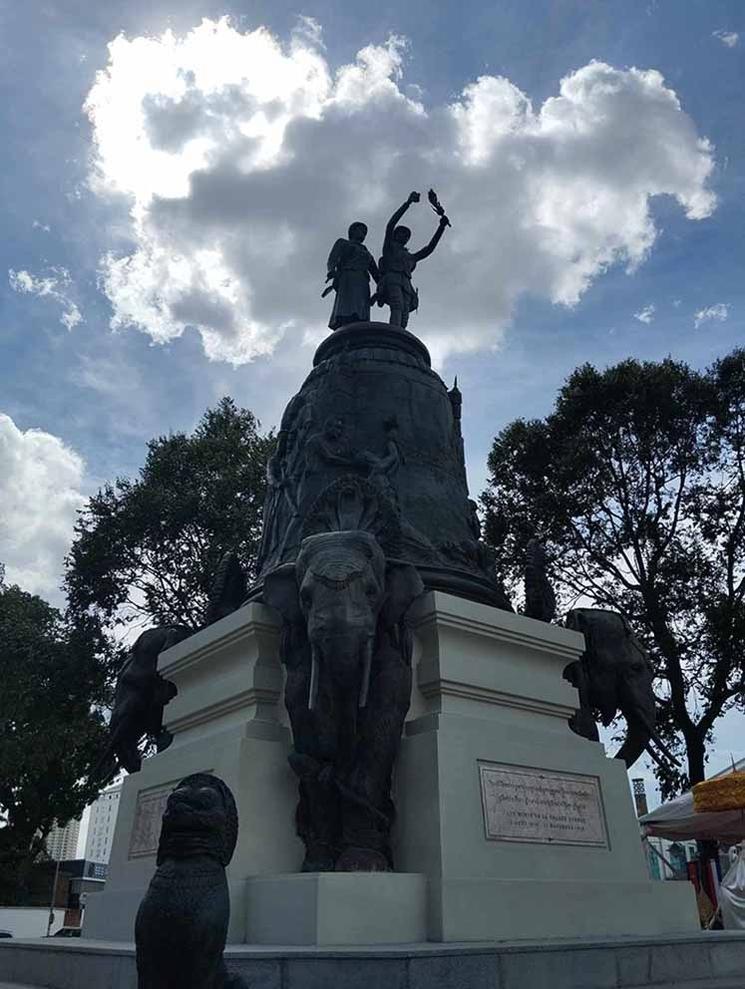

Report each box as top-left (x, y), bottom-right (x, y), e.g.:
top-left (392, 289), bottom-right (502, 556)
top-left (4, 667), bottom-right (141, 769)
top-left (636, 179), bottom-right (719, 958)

top-left (84, 19), bottom-right (717, 365)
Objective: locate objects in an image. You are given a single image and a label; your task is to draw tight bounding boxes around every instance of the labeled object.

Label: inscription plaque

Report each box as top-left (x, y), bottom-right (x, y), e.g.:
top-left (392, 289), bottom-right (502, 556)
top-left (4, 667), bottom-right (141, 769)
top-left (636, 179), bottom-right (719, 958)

top-left (128, 782), bottom-right (177, 858)
top-left (478, 762), bottom-right (608, 847)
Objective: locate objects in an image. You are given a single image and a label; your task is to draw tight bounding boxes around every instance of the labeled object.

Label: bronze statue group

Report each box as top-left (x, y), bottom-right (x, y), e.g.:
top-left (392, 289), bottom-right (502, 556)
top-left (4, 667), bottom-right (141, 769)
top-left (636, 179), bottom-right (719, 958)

top-left (324, 189), bottom-right (450, 331)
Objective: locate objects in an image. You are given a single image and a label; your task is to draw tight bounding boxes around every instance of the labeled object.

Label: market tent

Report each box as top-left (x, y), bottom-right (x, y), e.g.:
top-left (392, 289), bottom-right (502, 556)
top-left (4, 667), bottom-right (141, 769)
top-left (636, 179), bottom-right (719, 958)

top-left (640, 788), bottom-right (745, 844)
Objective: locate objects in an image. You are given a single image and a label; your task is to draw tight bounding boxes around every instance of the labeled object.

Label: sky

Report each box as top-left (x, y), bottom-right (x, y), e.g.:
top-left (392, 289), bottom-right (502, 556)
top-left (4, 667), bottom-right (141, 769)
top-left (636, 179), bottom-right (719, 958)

top-left (1, 0), bottom-right (744, 808)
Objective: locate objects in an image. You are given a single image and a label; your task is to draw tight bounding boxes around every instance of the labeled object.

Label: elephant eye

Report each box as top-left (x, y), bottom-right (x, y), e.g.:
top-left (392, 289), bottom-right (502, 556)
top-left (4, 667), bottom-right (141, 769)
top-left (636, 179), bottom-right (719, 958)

top-left (300, 588), bottom-right (312, 609)
top-left (365, 583), bottom-right (378, 599)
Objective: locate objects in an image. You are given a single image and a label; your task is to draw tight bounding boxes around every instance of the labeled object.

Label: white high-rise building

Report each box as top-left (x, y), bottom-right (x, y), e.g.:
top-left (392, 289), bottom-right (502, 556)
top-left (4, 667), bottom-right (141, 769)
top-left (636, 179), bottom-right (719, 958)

top-left (45, 818), bottom-right (81, 861)
top-left (84, 783), bottom-right (123, 864)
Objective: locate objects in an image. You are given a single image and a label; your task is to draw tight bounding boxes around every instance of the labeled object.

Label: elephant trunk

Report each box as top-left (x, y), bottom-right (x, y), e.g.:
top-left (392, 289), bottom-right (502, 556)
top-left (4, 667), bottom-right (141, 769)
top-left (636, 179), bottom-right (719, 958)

top-left (614, 717), bottom-right (652, 768)
top-left (307, 634), bottom-right (375, 711)
top-left (614, 679), bottom-right (656, 768)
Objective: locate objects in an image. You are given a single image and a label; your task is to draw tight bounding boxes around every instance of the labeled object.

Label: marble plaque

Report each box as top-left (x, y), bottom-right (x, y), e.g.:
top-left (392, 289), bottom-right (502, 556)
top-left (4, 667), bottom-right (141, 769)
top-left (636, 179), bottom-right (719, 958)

top-left (128, 782), bottom-right (177, 858)
top-left (478, 762), bottom-right (608, 847)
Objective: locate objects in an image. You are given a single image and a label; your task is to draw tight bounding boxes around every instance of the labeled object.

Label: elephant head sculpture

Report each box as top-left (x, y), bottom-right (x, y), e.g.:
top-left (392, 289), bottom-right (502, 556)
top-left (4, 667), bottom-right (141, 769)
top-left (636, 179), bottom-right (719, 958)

top-left (563, 608), bottom-right (674, 769)
top-left (263, 526), bottom-right (423, 872)
top-left (266, 530), bottom-right (420, 709)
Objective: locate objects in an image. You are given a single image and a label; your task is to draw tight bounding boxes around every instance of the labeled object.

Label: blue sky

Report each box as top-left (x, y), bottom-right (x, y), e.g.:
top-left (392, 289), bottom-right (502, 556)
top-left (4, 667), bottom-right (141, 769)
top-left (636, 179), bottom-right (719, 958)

top-left (1, 1), bottom-right (743, 799)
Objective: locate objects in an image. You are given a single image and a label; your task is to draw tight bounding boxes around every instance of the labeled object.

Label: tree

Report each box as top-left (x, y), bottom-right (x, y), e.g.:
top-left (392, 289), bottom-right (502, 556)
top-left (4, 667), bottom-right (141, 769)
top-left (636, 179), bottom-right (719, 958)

top-left (0, 581), bottom-right (115, 902)
top-left (65, 398), bottom-right (274, 631)
top-left (482, 352), bottom-right (745, 796)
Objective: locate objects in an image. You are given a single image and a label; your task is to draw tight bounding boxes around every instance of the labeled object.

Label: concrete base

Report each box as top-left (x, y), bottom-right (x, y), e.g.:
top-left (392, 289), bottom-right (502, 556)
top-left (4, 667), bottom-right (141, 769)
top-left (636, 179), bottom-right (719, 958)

top-left (83, 591), bottom-right (698, 947)
top-left (245, 872), bottom-right (427, 945)
top-left (83, 603), bottom-right (303, 943)
top-left (430, 877), bottom-right (697, 942)
top-left (391, 593), bottom-right (699, 941)
top-left (2, 932), bottom-right (745, 989)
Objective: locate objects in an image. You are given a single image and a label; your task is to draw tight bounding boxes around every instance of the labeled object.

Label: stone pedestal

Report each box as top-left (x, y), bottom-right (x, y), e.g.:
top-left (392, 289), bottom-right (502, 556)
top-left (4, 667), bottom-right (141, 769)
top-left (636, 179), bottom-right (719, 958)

top-left (84, 604), bottom-right (302, 943)
top-left (83, 590), bottom-right (697, 946)
top-left (393, 592), bottom-right (699, 940)
top-left (245, 873), bottom-right (427, 945)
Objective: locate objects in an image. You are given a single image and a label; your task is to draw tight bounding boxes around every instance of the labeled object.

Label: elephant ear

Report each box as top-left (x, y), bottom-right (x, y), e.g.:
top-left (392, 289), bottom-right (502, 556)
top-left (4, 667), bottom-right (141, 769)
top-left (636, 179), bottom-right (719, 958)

top-left (380, 560), bottom-right (424, 629)
top-left (263, 564), bottom-right (302, 625)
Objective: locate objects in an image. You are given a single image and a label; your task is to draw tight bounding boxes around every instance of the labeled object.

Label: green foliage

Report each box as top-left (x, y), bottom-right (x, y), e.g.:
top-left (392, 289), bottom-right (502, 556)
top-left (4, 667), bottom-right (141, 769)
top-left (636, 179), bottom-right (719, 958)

top-left (482, 351), bottom-right (745, 796)
top-left (65, 397), bottom-right (274, 630)
top-left (0, 581), bottom-right (115, 902)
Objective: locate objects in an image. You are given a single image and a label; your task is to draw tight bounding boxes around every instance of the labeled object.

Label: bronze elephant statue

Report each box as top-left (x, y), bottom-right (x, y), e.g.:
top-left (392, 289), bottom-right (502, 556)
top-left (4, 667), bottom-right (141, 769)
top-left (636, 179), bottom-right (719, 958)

top-left (563, 609), bottom-right (675, 769)
top-left (97, 625), bottom-right (192, 778)
top-left (264, 528), bottom-right (423, 872)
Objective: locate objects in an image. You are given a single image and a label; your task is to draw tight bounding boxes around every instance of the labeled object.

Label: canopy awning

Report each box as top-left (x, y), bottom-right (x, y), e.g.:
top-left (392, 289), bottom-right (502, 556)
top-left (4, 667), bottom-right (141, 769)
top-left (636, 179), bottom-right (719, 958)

top-left (640, 788), bottom-right (745, 844)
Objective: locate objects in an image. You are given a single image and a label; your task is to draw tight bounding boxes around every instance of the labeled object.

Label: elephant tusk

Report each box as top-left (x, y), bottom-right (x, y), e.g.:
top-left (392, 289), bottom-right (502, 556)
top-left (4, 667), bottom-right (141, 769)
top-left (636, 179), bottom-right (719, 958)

top-left (308, 644), bottom-right (320, 710)
top-left (359, 639), bottom-right (374, 709)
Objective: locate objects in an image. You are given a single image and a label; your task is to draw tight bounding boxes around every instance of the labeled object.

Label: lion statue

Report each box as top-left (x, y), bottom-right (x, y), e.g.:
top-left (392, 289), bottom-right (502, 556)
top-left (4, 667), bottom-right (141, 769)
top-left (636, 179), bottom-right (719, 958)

top-left (135, 773), bottom-right (248, 989)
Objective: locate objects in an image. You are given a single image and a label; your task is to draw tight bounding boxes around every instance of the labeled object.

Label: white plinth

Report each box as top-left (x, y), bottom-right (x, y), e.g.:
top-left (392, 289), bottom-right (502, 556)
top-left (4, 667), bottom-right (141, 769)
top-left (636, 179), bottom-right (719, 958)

top-left (393, 592), bottom-right (699, 941)
top-left (84, 603), bottom-right (302, 943)
top-left (245, 872), bottom-right (427, 945)
top-left (83, 590), bottom-right (698, 946)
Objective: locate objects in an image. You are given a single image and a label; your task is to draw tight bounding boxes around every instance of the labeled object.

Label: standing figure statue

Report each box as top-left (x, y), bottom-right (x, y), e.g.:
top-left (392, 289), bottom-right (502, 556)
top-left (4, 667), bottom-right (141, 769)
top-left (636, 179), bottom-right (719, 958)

top-left (375, 190), bottom-right (450, 329)
top-left (324, 221), bottom-right (379, 330)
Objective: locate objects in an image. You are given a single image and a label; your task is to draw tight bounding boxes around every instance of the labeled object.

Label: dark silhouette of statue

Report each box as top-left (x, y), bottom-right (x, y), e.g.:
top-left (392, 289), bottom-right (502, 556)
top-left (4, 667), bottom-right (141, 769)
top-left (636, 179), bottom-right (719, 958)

top-left (95, 625), bottom-right (192, 779)
top-left (563, 609), bottom-right (678, 771)
top-left (324, 221), bottom-right (379, 329)
top-left (263, 480), bottom-right (423, 873)
top-left (375, 191), bottom-right (449, 328)
top-left (135, 773), bottom-right (248, 988)
top-left (205, 550), bottom-right (247, 626)
top-left (524, 537), bottom-right (556, 623)
top-left (95, 554), bottom-right (251, 782)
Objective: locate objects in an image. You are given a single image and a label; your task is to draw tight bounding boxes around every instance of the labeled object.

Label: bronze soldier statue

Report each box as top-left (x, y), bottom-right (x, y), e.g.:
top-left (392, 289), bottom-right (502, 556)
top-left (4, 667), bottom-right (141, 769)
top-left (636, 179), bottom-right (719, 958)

top-left (375, 191), bottom-right (450, 329)
top-left (324, 222), bottom-right (379, 329)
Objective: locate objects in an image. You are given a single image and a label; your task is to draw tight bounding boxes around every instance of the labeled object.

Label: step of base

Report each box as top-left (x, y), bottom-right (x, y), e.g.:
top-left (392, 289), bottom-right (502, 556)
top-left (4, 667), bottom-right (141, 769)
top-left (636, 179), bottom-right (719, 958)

top-left (645, 982), bottom-right (743, 989)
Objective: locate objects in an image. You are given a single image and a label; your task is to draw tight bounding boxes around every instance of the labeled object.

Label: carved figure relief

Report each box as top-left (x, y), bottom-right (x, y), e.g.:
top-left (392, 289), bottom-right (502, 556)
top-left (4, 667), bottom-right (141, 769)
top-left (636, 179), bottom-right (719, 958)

top-left (360, 416), bottom-right (402, 507)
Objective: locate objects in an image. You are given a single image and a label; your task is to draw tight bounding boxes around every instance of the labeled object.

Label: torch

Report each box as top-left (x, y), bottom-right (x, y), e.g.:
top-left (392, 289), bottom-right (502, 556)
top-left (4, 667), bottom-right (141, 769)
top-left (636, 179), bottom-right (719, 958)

top-left (428, 188), bottom-right (451, 227)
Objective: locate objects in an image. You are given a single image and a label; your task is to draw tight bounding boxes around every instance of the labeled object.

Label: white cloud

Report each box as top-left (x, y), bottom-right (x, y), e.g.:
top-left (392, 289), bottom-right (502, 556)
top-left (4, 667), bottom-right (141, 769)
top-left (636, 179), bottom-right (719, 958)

top-left (84, 19), bottom-right (717, 364)
top-left (8, 266), bottom-right (83, 330)
top-left (634, 304), bottom-right (656, 324)
top-left (713, 30), bottom-right (739, 48)
top-left (694, 302), bottom-right (730, 328)
top-left (292, 15), bottom-right (325, 50)
top-left (0, 414), bottom-right (87, 602)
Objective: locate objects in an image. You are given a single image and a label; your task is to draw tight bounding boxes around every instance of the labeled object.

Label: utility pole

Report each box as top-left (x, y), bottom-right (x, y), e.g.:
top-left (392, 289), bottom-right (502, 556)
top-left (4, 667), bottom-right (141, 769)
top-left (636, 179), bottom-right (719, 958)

top-left (46, 857), bottom-right (62, 937)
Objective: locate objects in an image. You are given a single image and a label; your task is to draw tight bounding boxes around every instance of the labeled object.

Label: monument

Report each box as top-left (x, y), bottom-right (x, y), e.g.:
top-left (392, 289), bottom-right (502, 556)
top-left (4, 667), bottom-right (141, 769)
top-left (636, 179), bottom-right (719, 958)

top-left (4, 192), bottom-right (736, 989)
